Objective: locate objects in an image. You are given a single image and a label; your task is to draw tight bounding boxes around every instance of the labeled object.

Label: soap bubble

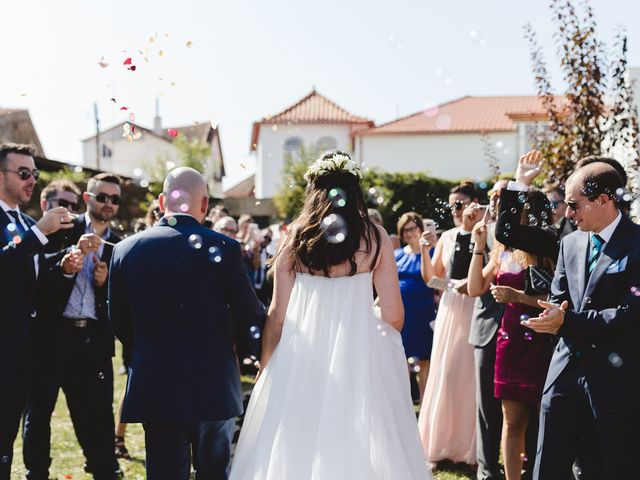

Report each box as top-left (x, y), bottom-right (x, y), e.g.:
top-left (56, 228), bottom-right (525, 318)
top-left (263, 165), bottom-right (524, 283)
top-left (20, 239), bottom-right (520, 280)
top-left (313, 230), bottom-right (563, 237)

top-left (188, 234), bottom-right (203, 250)
top-left (322, 214), bottom-right (348, 244)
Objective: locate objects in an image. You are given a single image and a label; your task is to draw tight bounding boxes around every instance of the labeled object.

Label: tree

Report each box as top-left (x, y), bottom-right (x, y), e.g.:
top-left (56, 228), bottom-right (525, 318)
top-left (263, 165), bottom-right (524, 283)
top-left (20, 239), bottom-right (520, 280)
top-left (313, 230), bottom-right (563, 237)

top-left (144, 134), bottom-right (212, 199)
top-left (273, 145), bottom-right (319, 220)
top-left (524, 0), bottom-right (639, 186)
top-left (273, 148), bottom-right (457, 232)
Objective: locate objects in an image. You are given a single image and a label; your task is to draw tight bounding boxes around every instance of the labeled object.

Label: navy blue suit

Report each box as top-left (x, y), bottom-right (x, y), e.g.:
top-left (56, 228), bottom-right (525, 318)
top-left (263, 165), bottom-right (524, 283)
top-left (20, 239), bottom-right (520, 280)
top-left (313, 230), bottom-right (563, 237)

top-left (534, 214), bottom-right (640, 479)
top-left (23, 216), bottom-right (121, 480)
top-left (108, 215), bottom-right (265, 479)
top-left (0, 209), bottom-right (46, 480)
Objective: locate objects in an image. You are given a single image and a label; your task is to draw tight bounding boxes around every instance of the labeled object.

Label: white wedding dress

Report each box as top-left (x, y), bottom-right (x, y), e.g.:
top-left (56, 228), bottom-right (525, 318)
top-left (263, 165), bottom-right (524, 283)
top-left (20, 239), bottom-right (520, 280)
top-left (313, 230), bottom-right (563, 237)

top-left (230, 272), bottom-right (431, 480)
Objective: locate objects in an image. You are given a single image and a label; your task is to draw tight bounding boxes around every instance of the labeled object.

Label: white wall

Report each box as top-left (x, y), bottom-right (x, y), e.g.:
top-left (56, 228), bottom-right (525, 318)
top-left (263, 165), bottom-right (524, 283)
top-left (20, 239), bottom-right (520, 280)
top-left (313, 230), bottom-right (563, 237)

top-left (83, 129), bottom-right (223, 196)
top-left (356, 132), bottom-right (519, 180)
top-left (255, 124), bottom-right (353, 198)
top-left (83, 130), bottom-right (177, 178)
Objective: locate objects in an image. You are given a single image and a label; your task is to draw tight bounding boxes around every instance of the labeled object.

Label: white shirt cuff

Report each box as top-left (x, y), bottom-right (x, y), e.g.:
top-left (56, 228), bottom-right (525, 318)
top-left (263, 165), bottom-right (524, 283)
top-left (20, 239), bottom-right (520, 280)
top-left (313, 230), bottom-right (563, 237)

top-left (31, 226), bottom-right (49, 245)
top-left (63, 273), bottom-right (75, 279)
top-left (507, 181), bottom-right (528, 192)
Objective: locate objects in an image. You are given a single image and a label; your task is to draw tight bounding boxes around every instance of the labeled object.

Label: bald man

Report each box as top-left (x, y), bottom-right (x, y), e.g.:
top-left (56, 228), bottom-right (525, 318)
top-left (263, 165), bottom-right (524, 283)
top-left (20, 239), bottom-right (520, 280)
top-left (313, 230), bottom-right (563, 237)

top-left (108, 168), bottom-right (266, 479)
top-left (520, 162), bottom-right (640, 479)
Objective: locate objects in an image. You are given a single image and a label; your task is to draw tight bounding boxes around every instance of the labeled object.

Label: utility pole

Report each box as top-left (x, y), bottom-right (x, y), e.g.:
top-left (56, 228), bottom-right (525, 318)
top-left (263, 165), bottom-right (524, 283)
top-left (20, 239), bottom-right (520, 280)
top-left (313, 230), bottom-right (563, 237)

top-left (94, 102), bottom-right (101, 171)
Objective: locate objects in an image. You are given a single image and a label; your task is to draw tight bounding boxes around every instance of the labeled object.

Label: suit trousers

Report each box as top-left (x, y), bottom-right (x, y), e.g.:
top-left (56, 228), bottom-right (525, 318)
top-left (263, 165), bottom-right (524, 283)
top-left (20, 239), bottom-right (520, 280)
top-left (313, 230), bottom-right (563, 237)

top-left (474, 336), bottom-right (503, 480)
top-left (143, 418), bottom-right (236, 480)
top-left (534, 358), bottom-right (640, 479)
top-left (22, 320), bottom-right (119, 480)
top-left (0, 348), bottom-right (30, 480)
top-left (475, 334), bottom-right (539, 480)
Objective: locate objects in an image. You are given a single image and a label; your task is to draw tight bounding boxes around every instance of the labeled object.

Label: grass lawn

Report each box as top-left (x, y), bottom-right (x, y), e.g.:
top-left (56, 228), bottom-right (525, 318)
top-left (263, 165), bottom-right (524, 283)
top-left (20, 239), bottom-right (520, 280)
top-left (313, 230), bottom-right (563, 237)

top-left (12, 344), bottom-right (473, 479)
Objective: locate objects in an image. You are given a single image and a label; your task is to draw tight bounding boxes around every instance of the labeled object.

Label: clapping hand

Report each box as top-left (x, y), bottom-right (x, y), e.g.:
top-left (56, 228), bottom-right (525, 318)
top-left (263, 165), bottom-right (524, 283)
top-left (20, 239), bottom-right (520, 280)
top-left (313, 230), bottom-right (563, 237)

top-left (93, 256), bottom-right (109, 287)
top-left (61, 249), bottom-right (84, 274)
top-left (520, 299), bottom-right (569, 334)
top-left (516, 150), bottom-right (543, 186)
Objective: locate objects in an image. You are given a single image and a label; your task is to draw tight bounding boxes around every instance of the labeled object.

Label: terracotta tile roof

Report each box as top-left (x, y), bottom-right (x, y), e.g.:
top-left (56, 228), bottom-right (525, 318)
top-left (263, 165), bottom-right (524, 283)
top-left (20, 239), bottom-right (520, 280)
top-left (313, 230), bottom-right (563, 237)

top-left (358, 96), bottom-right (566, 136)
top-left (251, 89), bottom-right (373, 150)
top-left (166, 122), bottom-right (215, 143)
top-left (0, 109), bottom-right (45, 156)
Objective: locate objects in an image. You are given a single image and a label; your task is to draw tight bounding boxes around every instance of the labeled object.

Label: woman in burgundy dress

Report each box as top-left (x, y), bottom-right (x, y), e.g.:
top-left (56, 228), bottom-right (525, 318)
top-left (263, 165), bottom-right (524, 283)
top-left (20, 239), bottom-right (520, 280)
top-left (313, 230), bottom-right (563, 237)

top-left (467, 186), bottom-right (556, 480)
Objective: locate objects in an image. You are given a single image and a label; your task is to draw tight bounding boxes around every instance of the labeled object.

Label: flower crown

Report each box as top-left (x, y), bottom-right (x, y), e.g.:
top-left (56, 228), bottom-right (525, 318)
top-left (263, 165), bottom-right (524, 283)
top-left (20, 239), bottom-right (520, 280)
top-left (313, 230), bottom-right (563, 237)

top-left (303, 151), bottom-right (363, 182)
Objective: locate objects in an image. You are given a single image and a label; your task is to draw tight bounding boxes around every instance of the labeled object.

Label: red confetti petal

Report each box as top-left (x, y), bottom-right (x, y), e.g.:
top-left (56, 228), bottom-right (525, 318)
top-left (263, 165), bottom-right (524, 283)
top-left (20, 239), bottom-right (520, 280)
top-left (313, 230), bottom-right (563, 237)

top-left (131, 125), bottom-right (136, 133)
top-left (167, 129), bottom-right (179, 138)
top-left (64, 475), bottom-right (73, 479)
top-left (128, 65), bottom-right (137, 71)
top-left (123, 57), bottom-right (132, 65)
top-left (119, 106), bottom-right (128, 111)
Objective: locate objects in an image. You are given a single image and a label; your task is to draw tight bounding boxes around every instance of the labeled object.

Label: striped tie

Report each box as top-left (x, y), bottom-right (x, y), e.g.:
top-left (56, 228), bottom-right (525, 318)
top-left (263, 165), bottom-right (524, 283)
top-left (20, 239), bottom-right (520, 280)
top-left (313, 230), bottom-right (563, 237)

top-left (588, 234), bottom-right (604, 273)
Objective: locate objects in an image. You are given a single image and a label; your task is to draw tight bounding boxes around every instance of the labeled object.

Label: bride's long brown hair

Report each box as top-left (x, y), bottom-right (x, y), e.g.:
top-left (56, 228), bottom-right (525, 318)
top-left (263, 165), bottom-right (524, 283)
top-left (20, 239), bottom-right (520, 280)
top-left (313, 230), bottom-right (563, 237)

top-left (283, 152), bottom-right (381, 277)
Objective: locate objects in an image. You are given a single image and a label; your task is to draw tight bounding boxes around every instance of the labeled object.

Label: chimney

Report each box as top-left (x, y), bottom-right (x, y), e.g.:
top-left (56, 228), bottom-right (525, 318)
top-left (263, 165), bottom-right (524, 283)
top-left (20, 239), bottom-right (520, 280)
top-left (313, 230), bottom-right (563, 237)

top-left (153, 97), bottom-right (162, 134)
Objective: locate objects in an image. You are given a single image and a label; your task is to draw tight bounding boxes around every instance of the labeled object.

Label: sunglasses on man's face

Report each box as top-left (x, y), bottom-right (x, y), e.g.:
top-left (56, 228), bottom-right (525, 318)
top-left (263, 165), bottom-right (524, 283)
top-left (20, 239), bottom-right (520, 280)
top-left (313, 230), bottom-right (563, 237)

top-left (565, 199), bottom-right (591, 213)
top-left (50, 198), bottom-right (79, 212)
top-left (88, 192), bottom-right (121, 205)
top-left (0, 168), bottom-right (40, 181)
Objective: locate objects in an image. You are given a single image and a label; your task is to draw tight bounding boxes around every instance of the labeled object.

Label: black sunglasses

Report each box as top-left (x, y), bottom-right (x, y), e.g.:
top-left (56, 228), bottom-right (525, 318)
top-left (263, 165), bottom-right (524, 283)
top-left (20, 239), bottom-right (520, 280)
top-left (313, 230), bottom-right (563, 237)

top-left (1, 168), bottom-right (40, 181)
top-left (88, 192), bottom-right (121, 205)
top-left (51, 198), bottom-right (79, 211)
top-left (452, 200), bottom-right (469, 211)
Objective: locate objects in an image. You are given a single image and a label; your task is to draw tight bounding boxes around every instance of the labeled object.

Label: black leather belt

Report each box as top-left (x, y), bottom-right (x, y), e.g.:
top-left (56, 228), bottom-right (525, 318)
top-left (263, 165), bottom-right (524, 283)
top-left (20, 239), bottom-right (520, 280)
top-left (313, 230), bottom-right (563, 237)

top-left (61, 317), bottom-right (95, 328)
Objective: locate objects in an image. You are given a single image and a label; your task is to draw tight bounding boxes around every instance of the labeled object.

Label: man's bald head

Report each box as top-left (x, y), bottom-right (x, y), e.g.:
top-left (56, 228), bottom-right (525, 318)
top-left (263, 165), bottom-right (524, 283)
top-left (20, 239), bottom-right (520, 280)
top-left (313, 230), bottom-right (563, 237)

top-left (567, 162), bottom-right (623, 202)
top-left (159, 167), bottom-right (209, 222)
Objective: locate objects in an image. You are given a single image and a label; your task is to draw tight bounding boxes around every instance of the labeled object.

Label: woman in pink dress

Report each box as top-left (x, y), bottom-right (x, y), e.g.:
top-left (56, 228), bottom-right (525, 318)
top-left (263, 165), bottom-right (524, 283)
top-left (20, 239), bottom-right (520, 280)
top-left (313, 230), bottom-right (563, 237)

top-left (417, 182), bottom-right (481, 468)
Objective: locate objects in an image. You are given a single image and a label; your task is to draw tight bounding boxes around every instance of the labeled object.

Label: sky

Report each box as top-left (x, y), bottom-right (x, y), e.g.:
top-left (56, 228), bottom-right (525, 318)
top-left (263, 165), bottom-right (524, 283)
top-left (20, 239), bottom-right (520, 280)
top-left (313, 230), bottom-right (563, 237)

top-left (2, 0), bottom-right (640, 188)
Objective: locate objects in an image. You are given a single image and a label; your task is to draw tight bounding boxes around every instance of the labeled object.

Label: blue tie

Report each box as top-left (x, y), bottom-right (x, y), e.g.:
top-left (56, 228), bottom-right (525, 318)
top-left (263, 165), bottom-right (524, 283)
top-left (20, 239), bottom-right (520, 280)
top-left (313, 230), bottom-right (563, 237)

top-left (588, 234), bottom-right (604, 273)
top-left (7, 210), bottom-right (27, 237)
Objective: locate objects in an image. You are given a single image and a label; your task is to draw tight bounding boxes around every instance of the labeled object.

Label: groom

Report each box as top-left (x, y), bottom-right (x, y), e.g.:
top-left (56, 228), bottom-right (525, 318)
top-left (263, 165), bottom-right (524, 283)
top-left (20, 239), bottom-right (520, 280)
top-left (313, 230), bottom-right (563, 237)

top-left (522, 161), bottom-right (640, 479)
top-left (108, 167), bottom-right (266, 479)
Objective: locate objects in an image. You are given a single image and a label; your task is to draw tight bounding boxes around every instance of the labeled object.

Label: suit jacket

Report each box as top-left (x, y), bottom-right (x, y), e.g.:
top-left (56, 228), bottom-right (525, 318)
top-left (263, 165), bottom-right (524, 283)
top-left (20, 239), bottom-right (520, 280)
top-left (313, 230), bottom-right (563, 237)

top-left (556, 216), bottom-right (577, 241)
top-left (545, 214), bottom-right (640, 411)
top-left (108, 215), bottom-right (266, 423)
top-left (0, 209), bottom-right (46, 352)
top-left (469, 291), bottom-right (504, 348)
top-left (469, 225), bottom-right (504, 347)
top-left (37, 215), bottom-right (121, 357)
top-left (495, 188), bottom-right (560, 261)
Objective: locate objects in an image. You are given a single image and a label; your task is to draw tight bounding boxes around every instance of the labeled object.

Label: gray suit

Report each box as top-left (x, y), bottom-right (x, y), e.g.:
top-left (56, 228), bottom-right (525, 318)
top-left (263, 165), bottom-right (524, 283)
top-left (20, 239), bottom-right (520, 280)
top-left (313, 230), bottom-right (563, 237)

top-left (469, 227), bottom-right (537, 480)
top-left (534, 215), bottom-right (640, 479)
top-left (468, 242), bottom-right (504, 480)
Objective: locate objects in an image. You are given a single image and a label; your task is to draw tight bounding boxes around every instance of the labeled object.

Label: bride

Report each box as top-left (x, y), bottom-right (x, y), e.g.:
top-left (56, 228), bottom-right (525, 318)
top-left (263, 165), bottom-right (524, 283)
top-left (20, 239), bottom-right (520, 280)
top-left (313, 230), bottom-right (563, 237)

top-left (230, 151), bottom-right (431, 479)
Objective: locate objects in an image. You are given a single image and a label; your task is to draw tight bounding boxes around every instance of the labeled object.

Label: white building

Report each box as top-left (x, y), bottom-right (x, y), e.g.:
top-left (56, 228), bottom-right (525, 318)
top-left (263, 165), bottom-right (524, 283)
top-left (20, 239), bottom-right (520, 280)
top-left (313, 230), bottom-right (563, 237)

top-left (252, 89), bottom-right (373, 199)
top-left (83, 115), bottom-right (225, 197)
top-left (355, 96), bottom-right (558, 181)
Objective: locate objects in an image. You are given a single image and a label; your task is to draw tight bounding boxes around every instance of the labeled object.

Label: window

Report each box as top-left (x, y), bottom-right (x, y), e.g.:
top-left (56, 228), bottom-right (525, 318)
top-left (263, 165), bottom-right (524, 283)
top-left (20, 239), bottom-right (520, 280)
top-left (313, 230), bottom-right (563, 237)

top-left (316, 136), bottom-right (337, 152)
top-left (101, 144), bottom-right (112, 157)
top-left (283, 137), bottom-right (303, 156)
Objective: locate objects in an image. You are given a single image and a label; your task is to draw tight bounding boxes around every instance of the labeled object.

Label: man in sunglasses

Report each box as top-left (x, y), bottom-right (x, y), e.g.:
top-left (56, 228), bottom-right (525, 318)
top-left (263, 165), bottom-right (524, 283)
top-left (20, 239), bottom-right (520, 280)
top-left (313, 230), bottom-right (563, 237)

top-left (542, 181), bottom-right (576, 241)
top-left (23, 173), bottom-right (123, 480)
top-left (523, 161), bottom-right (640, 479)
top-left (0, 143), bottom-right (75, 479)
